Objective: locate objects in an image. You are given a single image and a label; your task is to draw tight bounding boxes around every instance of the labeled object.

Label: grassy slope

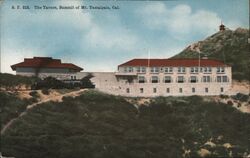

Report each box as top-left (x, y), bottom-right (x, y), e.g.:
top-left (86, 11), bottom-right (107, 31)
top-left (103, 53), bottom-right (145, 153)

top-left (0, 92), bottom-right (34, 126)
top-left (1, 91), bottom-right (250, 158)
top-left (173, 28), bottom-right (250, 81)
top-left (0, 73), bottom-right (38, 88)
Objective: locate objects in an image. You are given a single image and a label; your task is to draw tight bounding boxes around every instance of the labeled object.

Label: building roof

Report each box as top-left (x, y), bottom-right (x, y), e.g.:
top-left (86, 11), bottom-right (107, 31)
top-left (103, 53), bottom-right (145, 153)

top-left (118, 58), bottom-right (229, 67)
top-left (11, 57), bottom-right (83, 71)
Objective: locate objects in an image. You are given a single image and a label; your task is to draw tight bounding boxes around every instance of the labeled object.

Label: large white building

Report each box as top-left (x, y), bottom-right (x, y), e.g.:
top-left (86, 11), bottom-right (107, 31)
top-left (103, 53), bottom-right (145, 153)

top-left (11, 57), bottom-right (232, 97)
top-left (111, 58), bottom-right (232, 97)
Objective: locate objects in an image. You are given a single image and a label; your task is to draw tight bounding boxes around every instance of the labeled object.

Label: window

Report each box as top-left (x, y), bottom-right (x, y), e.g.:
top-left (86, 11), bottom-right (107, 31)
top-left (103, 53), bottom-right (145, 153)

top-left (191, 67), bottom-right (199, 73)
top-left (71, 76), bottom-right (76, 80)
top-left (126, 88), bottom-right (130, 93)
top-left (166, 88), bottom-right (170, 93)
top-left (190, 67), bottom-right (194, 73)
top-left (136, 67), bottom-right (140, 73)
top-left (217, 67), bottom-right (225, 73)
top-left (165, 67), bottom-right (173, 73)
top-left (128, 67), bottom-right (133, 72)
top-left (222, 76), bottom-right (228, 82)
top-left (151, 67), bottom-right (159, 73)
top-left (151, 76), bottom-right (159, 83)
top-left (179, 88), bottom-right (183, 93)
top-left (204, 67), bottom-right (212, 73)
top-left (192, 88), bottom-right (195, 93)
top-left (208, 67), bottom-right (212, 73)
top-left (221, 87), bottom-right (224, 93)
top-left (205, 88), bottom-right (208, 93)
top-left (217, 76), bottom-right (222, 82)
top-left (217, 76), bottom-right (228, 82)
top-left (137, 67), bottom-right (146, 73)
top-left (202, 76), bottom-right (211, 82)
top-left (200, 67), bottom-right (203, 72)
top-left (178, 67), bottom-right (186, 73)
top-left (177, 76), bottom-right (185, 83)
top-left (138, 76), bottom-right (146, 83)
top-left (140, 88), bottom-right (144, 93)
top-left (153, 88), bottom-right (157, 93)
top-left (164, 76), bottom-right (172, 83)
top-left (190, 76), bottom-right (197, 83)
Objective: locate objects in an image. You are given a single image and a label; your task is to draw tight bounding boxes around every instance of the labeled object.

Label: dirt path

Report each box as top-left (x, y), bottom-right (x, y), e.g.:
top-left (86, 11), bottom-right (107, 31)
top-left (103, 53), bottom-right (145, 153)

top-left (1, 89), bottom-right (86, 135)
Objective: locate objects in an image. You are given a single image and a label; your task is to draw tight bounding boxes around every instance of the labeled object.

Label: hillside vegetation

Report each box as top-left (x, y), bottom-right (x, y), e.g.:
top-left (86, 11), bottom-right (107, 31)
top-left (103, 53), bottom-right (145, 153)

top-left (0, 73), bottom-right (38, 90)
top-left (1, 91), bottom-right (250, 158)
top-left (173, 28), bottom-right (249, 81)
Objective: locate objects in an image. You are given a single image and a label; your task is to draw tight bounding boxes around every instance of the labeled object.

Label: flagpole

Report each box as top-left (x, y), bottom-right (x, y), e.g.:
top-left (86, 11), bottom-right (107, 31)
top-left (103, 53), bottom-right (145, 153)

top-left (147, 49), bottom-right (150, 68)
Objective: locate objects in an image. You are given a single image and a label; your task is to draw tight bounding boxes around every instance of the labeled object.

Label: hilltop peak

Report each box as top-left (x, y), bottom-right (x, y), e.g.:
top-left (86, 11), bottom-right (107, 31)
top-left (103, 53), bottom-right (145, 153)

top-left (173, 27), bottom-right (249, 81)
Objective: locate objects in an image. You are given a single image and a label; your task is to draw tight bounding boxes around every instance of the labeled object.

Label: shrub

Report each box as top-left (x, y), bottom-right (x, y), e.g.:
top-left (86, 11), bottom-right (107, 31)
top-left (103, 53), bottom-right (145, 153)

top-left (29, 91), bottom-right (39, 98)
top-left (232, 93), bottom-right (249, 102)
top-left (41, 88), bottom-right (50, 95)
top-left (80, 73), bottom-right (95, 88)
top-left (227, 100), bottom-right (233, 106)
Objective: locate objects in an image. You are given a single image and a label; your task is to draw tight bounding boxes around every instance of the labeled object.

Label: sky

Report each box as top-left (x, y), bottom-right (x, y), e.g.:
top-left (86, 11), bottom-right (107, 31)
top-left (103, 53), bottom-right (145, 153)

top-left (0, 0), bottom-right (249, 73)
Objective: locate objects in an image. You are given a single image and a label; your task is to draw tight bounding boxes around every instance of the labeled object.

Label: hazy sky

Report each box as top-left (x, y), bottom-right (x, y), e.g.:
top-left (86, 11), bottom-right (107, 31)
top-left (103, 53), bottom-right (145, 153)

top-left (1, 0), bottom-right (249, 73)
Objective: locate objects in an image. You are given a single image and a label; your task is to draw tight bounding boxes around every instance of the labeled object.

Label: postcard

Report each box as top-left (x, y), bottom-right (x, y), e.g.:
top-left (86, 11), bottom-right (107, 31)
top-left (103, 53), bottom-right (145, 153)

top-left (0, 0), bottom-right (249, 157)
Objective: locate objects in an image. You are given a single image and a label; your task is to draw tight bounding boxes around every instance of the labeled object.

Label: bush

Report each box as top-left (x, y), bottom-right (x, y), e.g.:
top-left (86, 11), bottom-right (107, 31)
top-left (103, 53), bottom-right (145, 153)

top-left (41, 88), bottom-right (50, 95)
top-left (227, 100), bottom-right (233, 106)
top-left (0, 73), bottom-right (39, 89)
top-left (80, 73), bottom-right (95, 88)
top-left (232, 93), bottom-right (249, 102)
top-left (29, 91), bottom-right (39, 98)
top-left (1, 93), bottom-right (250, 158)
top-left (31, 75), bottom-right (95, 90)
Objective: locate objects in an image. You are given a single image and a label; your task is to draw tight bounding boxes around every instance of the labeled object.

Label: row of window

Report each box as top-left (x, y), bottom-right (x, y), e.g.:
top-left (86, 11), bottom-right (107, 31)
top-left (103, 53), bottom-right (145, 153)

top-left (138, 76), bottom-right (229, 83)
top-left (126, 87), bottom-right (224, 94)
top-left (123, 66), bottom-right (225, 73)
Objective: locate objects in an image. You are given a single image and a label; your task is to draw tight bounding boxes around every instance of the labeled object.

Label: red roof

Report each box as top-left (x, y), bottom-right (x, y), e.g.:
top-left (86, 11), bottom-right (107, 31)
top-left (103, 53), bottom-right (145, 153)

top-left (118, 58), bottom-right (228, 67)
top-left (11, 57), bottom-right (83, 71)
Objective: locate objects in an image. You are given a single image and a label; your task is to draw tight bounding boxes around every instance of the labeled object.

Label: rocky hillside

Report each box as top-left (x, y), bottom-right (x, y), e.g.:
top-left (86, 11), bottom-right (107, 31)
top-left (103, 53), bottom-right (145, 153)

top-left (173, 28), bottom-right (249, 81)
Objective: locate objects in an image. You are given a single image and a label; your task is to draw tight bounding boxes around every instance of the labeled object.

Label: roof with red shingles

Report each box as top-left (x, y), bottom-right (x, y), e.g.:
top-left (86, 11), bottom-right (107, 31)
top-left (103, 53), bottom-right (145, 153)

top-left (118, 58), bottom-right (229, 67)
top-left (11, 57), bottom-right (83, 71)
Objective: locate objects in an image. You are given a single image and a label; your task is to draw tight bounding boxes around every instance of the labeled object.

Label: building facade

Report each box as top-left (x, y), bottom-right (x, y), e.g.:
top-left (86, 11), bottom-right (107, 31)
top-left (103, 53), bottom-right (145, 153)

top-left (113, 58), bottom-right (232, 97)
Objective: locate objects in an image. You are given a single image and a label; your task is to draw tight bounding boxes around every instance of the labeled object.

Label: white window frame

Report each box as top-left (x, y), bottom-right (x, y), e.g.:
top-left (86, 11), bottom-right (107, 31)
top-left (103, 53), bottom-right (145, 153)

top-left (164, 67), bottom-right (173, 73)
top-left (178, 67), bottom-right (186, 73)
top-left (151, 76), bottom-right (159, 83)
top-left (177, 76), bottom-right (185, 83)
top-left (164, 76), bottom-right (172, 83)
top-left (138, 76), bottom-right (146, 83)
top-left (190, 76), bottom-right (198, 83)
top-left (151, 67), bottom-right (159, 73)
top-left (202, 76), bottom-right (211, 82)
